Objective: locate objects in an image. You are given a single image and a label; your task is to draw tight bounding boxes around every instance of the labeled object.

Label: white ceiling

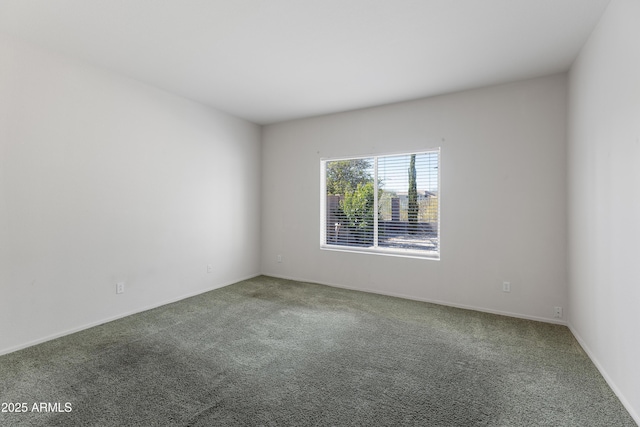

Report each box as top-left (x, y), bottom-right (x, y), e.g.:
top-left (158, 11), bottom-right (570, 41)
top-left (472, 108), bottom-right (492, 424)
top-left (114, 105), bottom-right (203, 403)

top-left (0, 0), bottom-right (610, 124)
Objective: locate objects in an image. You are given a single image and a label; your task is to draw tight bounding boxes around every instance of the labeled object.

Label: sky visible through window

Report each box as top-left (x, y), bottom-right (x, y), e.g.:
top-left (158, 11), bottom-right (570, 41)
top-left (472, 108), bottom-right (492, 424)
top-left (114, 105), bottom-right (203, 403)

top-left (374, 152), bottom-right (439, 193)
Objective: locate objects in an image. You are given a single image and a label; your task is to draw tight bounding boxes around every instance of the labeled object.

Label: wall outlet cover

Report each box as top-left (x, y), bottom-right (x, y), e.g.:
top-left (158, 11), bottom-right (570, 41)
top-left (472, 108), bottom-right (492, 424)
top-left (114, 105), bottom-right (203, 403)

top-left (554, 306), bottom-right (563, 318)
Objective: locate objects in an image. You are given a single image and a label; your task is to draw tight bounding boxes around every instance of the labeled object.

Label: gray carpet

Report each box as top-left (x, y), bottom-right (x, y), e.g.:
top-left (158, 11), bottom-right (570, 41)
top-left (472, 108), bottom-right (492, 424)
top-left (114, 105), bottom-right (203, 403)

top-left (0, 275), bottom-right (636, 426)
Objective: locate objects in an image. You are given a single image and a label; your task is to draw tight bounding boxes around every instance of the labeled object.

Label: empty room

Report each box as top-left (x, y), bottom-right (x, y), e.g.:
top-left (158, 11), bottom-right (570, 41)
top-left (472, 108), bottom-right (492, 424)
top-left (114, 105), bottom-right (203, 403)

top-left (1, 0), bottom-right (638, 425)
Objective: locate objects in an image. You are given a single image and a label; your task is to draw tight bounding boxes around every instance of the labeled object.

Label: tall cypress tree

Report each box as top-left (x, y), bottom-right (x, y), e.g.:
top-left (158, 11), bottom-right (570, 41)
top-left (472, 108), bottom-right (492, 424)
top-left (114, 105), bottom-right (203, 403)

top-left (408, 154), bottom-right (418, 234)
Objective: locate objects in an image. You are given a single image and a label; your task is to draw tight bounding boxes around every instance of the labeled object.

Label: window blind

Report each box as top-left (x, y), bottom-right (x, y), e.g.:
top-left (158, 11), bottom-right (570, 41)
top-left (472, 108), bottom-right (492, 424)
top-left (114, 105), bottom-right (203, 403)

top-left (322, 149), bottom-right (439, 258)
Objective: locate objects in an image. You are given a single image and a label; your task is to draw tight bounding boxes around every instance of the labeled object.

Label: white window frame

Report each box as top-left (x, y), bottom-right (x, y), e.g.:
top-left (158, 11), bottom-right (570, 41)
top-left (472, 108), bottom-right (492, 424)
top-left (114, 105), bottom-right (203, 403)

top-left (320, 149), bottom-right (440, 260)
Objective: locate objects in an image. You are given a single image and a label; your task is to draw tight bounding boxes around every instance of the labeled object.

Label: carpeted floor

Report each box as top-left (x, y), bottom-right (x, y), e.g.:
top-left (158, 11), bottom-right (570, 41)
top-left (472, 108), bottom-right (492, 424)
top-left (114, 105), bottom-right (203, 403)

top-left (0, 275), bottom-right (636, 426)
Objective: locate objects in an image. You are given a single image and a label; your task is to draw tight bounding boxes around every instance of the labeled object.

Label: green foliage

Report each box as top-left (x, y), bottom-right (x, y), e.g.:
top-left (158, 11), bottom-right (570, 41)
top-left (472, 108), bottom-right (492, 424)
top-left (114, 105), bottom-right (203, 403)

top-left (326, 158), bottom-right (385, 245)
top-left (340, 182), bottom-right (375, 245)
top-left (326, 159), bottom-right (372, 195)
top-left (420, 196), bottom-right (439, 223)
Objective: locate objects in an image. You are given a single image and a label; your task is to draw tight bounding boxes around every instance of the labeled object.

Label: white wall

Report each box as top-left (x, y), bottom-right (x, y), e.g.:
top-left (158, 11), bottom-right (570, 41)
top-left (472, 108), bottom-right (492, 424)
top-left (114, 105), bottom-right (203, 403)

top-left (262, 74), bottom-right (567, 323)
top-left (567, 0), bottom-right (640, 422)
top-left (0, 34), bottom-right (262, 355)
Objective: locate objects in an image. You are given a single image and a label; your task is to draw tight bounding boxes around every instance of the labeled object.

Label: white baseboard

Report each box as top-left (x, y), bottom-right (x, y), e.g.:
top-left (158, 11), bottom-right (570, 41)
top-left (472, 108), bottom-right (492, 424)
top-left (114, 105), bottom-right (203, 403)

top-left (568, 323), bottom-right (640, 426)
top-left (264, 273), bottom-right (567, 325)
top-left (0, 273), bottom-right (260, 357)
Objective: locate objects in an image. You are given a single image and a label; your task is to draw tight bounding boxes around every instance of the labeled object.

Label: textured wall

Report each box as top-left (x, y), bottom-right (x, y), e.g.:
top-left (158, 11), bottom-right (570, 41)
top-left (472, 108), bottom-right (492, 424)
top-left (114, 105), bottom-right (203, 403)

top-left (567, 0), bottom-right (640, 422)
top-left (0, 35), bottom-right (262, 354)
top-left (262, 74), bottom-right (567, 323)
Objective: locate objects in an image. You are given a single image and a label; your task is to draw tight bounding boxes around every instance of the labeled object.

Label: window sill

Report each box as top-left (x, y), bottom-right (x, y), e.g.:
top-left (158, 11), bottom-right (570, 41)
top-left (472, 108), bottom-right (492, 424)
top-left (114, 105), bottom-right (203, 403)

top-left (320, 244), bottom-right (440, 261)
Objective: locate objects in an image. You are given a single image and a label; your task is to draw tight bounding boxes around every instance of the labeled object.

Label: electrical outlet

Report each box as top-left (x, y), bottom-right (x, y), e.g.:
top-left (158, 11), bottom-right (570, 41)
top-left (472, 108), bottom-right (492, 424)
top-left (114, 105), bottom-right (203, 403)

top-left (277, 254), bottom-right (282, 263)
top-left (502, 281), bottom-right (511, 293)
top-left (116, 282), bottom-right (125, 294)
top-left (554, 306), bottom-right (563, 318)
top-left (207, 264), bottom-right (213, 273)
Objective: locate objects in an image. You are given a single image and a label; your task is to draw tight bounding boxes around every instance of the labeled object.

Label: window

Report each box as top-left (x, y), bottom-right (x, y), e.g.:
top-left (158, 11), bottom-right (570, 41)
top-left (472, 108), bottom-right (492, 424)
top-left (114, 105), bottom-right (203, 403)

top-left (321, 149), bottom-right (440, 259)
